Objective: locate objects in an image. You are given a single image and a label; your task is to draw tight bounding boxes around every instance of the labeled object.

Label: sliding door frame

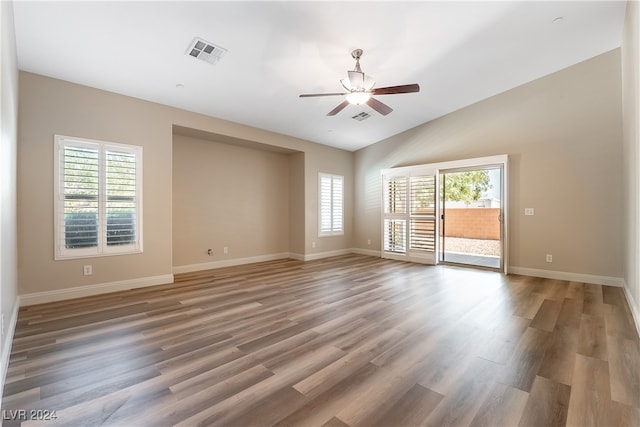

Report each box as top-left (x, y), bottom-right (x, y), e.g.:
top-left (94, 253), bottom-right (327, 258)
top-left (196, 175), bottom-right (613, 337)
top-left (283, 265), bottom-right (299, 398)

top-left (440, 164), bottom-right (505, 271)
top-left (381, 154), bottom-right (509, 274)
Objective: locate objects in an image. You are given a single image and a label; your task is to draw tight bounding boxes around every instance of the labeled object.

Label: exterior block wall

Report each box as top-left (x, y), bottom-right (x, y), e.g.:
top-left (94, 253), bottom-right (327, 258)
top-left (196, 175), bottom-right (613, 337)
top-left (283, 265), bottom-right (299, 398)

top-left (443, 208), bottom-right (500, 240)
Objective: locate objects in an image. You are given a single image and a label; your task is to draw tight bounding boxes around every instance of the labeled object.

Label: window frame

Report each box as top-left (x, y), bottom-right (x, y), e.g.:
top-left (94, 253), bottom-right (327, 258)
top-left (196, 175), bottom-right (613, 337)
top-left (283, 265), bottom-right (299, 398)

top-left (54, 135), bottom-right (143, 260)
top-left (318, 172), bottom-right (344, 237)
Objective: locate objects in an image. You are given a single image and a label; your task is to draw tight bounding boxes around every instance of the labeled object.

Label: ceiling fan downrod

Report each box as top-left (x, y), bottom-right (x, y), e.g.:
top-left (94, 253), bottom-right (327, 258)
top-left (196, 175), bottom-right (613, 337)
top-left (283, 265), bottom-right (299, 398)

top-left (351, 48), bottom-right (364, 73)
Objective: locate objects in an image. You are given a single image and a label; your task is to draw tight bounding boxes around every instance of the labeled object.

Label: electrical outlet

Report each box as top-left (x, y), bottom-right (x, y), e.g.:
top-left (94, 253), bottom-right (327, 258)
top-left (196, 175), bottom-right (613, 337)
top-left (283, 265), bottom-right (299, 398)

top-left (207, 249), bottom-right (213, 256)
top-left (223, 247), bottom-right (229, 254)
top-left (83, 265), bottom-right (93, 276)
top-left (525, 208), bottom-right (535, 216)
top-left (367, 239), bottom-right (371, 245)
top-left (546, 254), bottom-right (553, 263)
top-left (312, 241), bottom-right (316, 249)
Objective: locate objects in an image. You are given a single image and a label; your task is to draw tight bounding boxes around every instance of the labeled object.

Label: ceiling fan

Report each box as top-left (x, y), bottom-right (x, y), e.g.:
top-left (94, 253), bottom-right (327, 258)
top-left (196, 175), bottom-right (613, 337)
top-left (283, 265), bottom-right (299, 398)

top-left (299, 48), bottom-right (420, 116)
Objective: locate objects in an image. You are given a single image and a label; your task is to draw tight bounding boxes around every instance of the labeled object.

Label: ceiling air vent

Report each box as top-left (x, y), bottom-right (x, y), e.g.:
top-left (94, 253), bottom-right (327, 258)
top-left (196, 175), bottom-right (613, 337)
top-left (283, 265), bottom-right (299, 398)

top-left (352, 112), bottom-right (371, 121)
top-left (186, 37), bottom-right (227, 65)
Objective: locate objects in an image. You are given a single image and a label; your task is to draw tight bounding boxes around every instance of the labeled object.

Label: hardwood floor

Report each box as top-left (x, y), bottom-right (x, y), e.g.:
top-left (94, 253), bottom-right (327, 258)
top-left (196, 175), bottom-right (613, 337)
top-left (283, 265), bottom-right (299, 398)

top-left (2, 254), bottom-right (639, 426)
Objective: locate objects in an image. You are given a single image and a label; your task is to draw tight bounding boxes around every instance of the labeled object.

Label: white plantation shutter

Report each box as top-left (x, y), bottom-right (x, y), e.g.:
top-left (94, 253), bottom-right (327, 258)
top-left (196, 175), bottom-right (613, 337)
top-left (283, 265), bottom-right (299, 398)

top-left (382, 172), bottom-right (437, 264)
top-left (320, 175), bottom-right (332, 234)
top-left (383, 177), bottom-right (407, 253)
top-left (60, 145), bottom-right (100, 251)
top-left (55, 135), bottom-right (142, 259)
top-left (319, 173), bottom-right (344, 236)
top-left (410, 219), bottom-right (435, 251)
top-left (409, 175), bottom-right (436, 252)
top-left (384, 177), bottom-right (407, 215)
top-left (106, 150), bottom-right (138, 247)
top-left (332, 176), bottom-right (343, 233)
top-left (383, 219), bottom-right (406, 253)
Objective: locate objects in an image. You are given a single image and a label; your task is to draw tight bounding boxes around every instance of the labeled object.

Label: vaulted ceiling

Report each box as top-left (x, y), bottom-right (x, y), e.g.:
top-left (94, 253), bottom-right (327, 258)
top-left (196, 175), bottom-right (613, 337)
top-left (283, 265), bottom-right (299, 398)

top-left (12, 1), bottom-right (627, 151)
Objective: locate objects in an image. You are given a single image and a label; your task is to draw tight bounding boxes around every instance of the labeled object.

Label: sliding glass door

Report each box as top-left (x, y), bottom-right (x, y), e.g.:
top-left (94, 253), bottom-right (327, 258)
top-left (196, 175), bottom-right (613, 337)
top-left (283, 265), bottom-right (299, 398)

top-left (381, 155), bottom-right (508, 273)
top-left (440, 166), bottom-right (504, 270)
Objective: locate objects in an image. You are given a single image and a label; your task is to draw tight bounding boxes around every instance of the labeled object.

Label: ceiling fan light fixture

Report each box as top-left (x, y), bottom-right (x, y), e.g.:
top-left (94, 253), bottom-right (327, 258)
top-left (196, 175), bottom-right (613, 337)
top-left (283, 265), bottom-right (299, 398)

top-left (299, 48), bottom-right (419, 116)
top-left (346, 91), bottom-right (371, 105)
top-left (343, 71), bottom-right (375, 92)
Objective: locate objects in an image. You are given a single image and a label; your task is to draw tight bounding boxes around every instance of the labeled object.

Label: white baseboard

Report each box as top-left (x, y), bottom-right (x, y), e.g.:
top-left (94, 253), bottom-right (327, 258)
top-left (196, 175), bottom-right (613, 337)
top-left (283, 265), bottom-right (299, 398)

top-left (622, 281), bottom-right (640, 337)
top-left (172, 253), bottom-right (291, 274)
top-left (508, 266), bottom-right (625, 287)
top-left (19, 274), bottom-right (174, 307)
top-left (302, 249), bottom-right (352, 261)
top-left (288, 252), bottom-right (305, 261)
top-left (173, 249), bottom-right (379, 273)
top-left (351, 247), bottom-right (381, 257)
top-left (290, 249), bottom-right (375, 261)
top-left (1, 296), bottom-right (20, 407)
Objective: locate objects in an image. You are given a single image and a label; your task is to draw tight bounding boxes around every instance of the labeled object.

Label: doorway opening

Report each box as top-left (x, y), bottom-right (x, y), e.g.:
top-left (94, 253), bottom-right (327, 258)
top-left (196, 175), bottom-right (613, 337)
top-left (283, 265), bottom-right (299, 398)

top-left (440, 166), bottom-right (503, 270)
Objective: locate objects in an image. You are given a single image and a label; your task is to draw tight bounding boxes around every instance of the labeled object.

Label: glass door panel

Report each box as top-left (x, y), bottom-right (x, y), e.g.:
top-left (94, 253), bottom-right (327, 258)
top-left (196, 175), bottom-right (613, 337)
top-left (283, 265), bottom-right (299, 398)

top-left (440, 166), bottom-right (503, 270)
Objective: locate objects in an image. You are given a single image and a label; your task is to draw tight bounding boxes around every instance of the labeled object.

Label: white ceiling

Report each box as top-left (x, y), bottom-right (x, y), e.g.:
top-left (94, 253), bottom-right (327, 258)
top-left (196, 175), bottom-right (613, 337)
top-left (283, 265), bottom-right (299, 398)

top-left (12, 1), bottom-right (627, 152)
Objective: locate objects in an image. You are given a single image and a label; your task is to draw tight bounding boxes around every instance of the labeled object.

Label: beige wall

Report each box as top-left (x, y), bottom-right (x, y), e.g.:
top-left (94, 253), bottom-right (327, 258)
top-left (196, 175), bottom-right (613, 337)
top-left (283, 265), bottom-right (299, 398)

top-left (1, 0), bottom-right (19, 386)
top-left (303, 144), bottom-right (354, 256)
top-left (19, 73), bottom-right (174, 294)
top-left (622, 0), bottom-right (640, 326)
top-left (18, 71), bottom-right (353, 297)
top-left (172, 133), bottom-right (292, 267)
top-left (354, 49), bottom-right (624, 279)
top-left (169, 110), bottom-right (354, 262)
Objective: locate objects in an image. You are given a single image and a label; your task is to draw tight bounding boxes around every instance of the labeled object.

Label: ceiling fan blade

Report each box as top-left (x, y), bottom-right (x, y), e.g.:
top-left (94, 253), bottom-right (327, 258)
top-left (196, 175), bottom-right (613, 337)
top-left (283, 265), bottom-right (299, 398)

top-left (327, 100), bottom-right (350, 116)
top-left (370, 84), bottom-right (420, 95)
top-left (367, 97), bottom-right (393, 116)
top-left (299, 93), bottom-right (346, 98)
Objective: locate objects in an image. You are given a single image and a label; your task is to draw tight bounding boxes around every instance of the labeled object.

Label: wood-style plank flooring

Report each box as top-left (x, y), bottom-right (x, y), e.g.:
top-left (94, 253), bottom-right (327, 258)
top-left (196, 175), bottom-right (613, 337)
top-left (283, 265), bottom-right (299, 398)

top-left (2, 254), bottom-right (639, 426)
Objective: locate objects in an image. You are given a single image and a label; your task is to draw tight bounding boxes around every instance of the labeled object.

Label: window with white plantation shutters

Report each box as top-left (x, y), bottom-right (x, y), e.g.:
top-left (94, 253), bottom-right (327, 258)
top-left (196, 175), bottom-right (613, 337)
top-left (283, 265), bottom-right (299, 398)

top-left (382, 171), bottom-right (438, 264)
top-left (54, 135), bottom-right (142, 259)
top-left (319, 173), bottom-right (344, 236)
